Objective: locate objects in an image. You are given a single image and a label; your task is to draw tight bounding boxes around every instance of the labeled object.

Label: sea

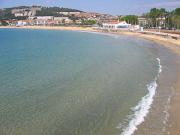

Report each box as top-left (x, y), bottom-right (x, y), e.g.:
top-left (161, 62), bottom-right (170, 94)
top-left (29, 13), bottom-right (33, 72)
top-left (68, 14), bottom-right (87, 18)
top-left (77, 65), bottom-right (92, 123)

top-left (0, 29), bottom-right (168, 135)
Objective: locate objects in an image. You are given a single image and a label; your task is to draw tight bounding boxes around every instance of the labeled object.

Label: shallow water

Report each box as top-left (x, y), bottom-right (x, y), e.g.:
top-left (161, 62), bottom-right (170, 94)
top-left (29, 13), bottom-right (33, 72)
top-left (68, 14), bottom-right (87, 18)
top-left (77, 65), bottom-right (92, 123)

top-left (0, 29), bottom-right (160, 135)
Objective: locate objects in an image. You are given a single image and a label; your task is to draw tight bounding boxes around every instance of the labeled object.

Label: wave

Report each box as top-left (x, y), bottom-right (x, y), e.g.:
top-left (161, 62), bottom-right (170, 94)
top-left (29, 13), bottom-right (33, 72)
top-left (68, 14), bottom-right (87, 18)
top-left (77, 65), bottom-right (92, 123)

top-left (118, 58), bottom-right (162, 135)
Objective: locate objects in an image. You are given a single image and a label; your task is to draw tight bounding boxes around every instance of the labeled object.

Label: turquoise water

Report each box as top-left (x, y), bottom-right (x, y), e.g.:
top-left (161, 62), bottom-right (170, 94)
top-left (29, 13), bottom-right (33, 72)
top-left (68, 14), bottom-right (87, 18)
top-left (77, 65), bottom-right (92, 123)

top-left (0, 29), bottom-right (160, 135)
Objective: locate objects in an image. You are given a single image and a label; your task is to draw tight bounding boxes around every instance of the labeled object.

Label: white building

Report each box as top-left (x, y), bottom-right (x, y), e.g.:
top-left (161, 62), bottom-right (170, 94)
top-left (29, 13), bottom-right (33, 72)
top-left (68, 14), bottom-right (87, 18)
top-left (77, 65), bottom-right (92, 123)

top-left (138, 17), bottom-right (148, 27)
top-left (64, 18), bottom-right (73, 24)
top-left (16, 21), bottom-right (27, 26)
top-left (12, 6), bottom-right (41, 17)
top-left (102, 21), bottom-right (131, 29)
top-left (54, 17), bottom-right (69, 21)
top-left (53, 17), bottom-right (70, 24)
top-left (34, 16), bottom-right (52, 25)
top-left (14, 13), bottom-right (24, 17)
top-left (36, 16), bottom-right (54, 20)
top-left (57, 11), bottom-right (81, 16)
top-left (35, 19), bottom-right (47, 25)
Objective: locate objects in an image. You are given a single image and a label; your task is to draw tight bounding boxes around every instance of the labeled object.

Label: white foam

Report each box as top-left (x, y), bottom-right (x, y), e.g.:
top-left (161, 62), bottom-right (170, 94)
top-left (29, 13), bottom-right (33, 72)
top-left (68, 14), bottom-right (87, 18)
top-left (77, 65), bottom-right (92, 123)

top-left (118, 58), bottom-right (162, 135)
top-left (156, 58), bottom-right (162, 74)
top-left (162, 93), bottom-right (172, 133)
top-left (77, 30), bottom-right (120, 38)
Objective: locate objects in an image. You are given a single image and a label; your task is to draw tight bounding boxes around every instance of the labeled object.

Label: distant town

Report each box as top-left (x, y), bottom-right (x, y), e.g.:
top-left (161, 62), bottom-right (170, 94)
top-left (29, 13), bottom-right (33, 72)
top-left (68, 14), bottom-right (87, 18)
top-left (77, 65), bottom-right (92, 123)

top-left (0, 6), bottom-right (179, 32)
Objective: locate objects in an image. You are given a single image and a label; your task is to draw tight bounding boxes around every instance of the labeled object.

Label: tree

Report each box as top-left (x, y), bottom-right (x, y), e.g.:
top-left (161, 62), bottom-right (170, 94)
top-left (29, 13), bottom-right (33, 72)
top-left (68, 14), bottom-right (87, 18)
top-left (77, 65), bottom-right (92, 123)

top-left (172, 8), bottom-right (180, 29)
top-left (81, 19), bottom-right (97, 25)
top-left (120, 15), bottom-right (138, 25)
top-left (159, 8), bottom-right (167, 28)
top-left (148, 8), bottom-right (161, 27)
top-left (174, 8), bottom-right (180, 15)
top-left (0, 9), bottom-right (15, 20)
top-left (0, 20), bottom-right (9, 26)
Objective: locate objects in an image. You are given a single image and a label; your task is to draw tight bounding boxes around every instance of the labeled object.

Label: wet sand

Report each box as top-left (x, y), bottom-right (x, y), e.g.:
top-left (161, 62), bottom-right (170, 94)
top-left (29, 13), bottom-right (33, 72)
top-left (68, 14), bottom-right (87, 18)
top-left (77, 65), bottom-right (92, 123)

top-left (0, 25), bottom-right (180, 135)
top-left (134, 43), bottom-right (180, 135)
top-left (100, 29), bottom-right (180, 135)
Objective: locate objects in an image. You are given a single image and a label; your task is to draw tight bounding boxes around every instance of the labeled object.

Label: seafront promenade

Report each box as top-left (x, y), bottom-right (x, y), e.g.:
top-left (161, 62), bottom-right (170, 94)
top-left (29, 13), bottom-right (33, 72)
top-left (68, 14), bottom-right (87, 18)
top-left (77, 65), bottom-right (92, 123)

top-left (140, 30), bottom-right (180, 40)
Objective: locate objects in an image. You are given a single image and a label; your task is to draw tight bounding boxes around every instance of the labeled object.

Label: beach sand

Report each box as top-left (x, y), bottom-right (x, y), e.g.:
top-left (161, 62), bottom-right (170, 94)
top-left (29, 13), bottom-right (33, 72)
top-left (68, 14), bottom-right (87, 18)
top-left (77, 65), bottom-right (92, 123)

top-left (0, 25), bottom-right (180, 135)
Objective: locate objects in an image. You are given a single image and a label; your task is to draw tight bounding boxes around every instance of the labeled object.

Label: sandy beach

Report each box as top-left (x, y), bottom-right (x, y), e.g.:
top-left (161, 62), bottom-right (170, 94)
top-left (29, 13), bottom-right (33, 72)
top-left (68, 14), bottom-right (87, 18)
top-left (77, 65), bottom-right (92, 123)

top-left (0, 25), bottom-right (180, 135)
top-left (0, 25), bottom-right (97, 32)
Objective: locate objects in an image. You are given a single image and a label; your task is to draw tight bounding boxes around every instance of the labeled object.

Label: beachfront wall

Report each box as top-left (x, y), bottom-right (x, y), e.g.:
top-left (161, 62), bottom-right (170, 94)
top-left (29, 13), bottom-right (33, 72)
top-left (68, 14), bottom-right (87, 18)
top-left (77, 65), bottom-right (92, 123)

top-left (102, 21), bottom-right (131, 29)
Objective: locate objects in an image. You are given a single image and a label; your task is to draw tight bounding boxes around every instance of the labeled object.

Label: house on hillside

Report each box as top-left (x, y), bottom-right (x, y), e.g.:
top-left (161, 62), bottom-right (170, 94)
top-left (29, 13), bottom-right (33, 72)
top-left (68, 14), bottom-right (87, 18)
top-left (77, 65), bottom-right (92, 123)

top-left (77, 12), bottom-right (101, 18)
top-left (57, 11), bottom-right (81, 16)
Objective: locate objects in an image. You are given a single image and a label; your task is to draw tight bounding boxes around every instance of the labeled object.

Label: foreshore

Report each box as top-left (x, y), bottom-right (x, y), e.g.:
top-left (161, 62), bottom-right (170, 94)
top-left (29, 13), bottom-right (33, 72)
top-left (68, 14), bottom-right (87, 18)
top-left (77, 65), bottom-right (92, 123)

top-left (1, 25), bottom-right (180, 135)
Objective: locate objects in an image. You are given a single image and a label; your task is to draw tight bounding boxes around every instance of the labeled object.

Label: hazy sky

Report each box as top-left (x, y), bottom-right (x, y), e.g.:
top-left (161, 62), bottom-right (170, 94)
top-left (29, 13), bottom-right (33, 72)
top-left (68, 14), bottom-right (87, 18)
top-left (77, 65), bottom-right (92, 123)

top-left (0, 0), bottom-right (180, 15)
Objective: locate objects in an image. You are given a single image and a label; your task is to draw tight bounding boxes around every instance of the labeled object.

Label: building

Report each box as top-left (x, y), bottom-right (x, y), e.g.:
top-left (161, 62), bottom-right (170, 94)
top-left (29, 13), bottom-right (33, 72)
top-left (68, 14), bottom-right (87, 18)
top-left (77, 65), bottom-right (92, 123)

top-left (35, 16), bottom-right (54, 25)
top-left (75, 19), bottom-right (82, 24)
top-left (138, 17), bottom-right (148, 27)
top-left (157, 17), bottom-right (166, 27)
top-left (57, 11), bottom-right (81, 16)
top-left (77, 12), bottom-right (101, 18)
top-left (47, 20), bottom-right (59, 25)
top-left (11, 6), bottom-right (41, 17)
top-left (14, 12), bottom-right (24, 17)
top-left (98, 14), bottom-right (118, 23)
top-left (102, 21), bottom-right (131, 29)
top-left (54, 17), bottom-right (70, 24)
top-left (36, 16), bottom-right (54, 20)
top-left (138, 17), bottom-right (166, 28)
top-left (16, 20), bottom-right (27, 26)
top-left (64, 18), bottom-right (73, 24)
top-left (12, 9), bottom-right (32, 17)
top-left (54, 17), bottom-right (68, 21)
top-left (35, 19), bottom-right (47, 25)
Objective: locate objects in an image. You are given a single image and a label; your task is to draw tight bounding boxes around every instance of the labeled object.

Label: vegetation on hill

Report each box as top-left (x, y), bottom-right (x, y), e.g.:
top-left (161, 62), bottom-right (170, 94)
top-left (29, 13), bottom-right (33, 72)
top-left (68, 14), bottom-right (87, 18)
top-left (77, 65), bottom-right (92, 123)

top-left (0, 6), bottom-right (82, 19)
top-left (0, 8), bottom-right (14, 20)
top-left (36, 7), bottom-right (82, 16)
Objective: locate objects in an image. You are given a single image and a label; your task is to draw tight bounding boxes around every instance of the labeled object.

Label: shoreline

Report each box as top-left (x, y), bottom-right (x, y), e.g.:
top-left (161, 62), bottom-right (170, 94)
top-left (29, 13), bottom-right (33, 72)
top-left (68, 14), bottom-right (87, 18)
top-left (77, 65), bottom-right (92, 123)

top-left (1, 25), bottom-right (180, 135)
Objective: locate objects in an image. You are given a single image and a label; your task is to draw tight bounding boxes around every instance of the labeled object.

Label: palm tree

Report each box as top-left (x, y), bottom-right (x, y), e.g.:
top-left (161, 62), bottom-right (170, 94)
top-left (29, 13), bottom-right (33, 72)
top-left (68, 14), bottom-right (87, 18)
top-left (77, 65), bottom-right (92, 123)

top-left (159, 8), bottom-right (166, 28)
top-left (149, 8), bottom-right (161, 28)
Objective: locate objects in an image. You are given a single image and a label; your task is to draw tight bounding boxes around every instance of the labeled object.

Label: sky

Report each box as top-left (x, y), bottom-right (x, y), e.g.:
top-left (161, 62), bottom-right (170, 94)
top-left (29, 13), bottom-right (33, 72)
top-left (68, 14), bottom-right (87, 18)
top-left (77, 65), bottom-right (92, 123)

top-left (0, 0), bottom-right (180, 15)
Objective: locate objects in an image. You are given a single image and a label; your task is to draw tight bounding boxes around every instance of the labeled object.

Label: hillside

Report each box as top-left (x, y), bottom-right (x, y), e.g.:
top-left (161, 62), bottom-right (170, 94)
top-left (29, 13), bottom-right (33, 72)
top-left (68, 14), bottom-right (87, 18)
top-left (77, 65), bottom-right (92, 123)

top-left (0, 6), bottom-right (83, 20)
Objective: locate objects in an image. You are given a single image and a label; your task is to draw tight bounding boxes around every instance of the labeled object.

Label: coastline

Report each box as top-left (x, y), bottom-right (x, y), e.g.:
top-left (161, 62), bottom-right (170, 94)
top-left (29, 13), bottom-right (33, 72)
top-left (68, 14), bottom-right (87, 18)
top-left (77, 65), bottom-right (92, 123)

top-left (1, 25), bottom-right (180, 135)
